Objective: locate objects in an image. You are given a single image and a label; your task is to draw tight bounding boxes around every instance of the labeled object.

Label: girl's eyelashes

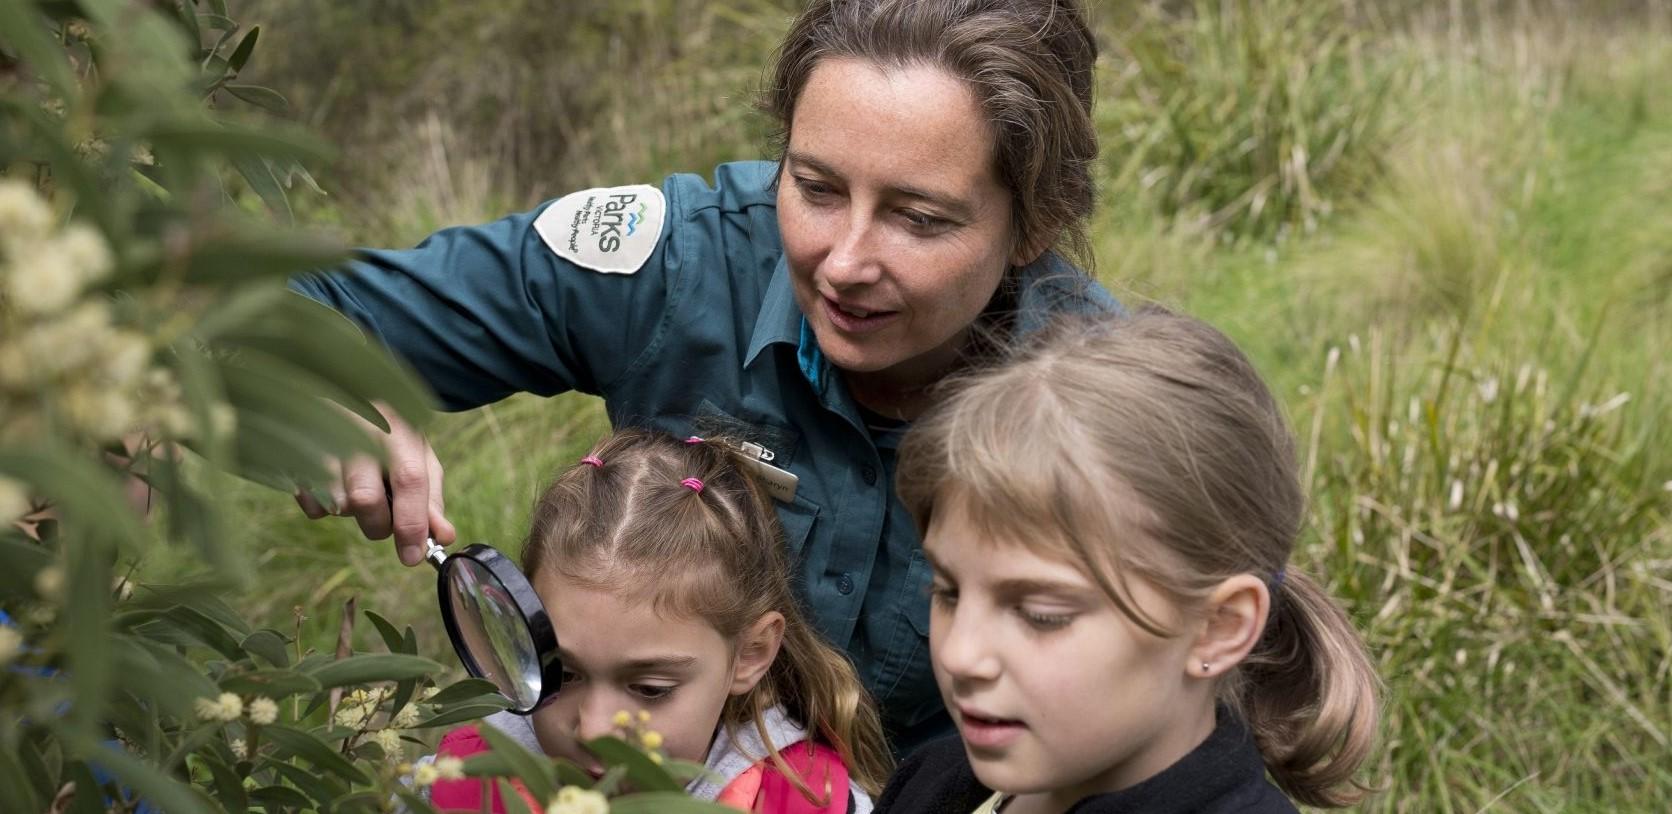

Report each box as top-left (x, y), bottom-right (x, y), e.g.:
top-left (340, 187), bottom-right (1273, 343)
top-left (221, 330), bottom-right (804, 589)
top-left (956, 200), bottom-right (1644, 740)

top-left (1018, 606), bottom-right (1075, 631)
top-left (928, 582), bottom-right (958, 607)
top-left (630, 683), bottom-right (677, 702)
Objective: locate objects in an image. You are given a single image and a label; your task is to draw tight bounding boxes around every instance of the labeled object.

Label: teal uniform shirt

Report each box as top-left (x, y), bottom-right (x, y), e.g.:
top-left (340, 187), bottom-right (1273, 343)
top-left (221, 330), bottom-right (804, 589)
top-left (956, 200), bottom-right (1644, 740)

top-left (290, 161), bottom-right (1118, 752)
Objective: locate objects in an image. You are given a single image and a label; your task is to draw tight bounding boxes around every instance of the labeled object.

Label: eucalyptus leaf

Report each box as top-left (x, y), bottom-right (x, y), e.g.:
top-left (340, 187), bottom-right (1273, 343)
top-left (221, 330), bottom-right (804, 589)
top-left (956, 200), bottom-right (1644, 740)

top-left (0, 746), bottom-right (42, 814)
top-left (227, 24), bottom-right (259, 72)
top-left (61, 734), bottom-right (218, 814)
top-left (182, 226), bottom-right (348, 283)
top-left (247, 785), bottom-right (312, 808)
top-left (497, 778), bottom-right (540, 814)
top-left (269, 759), bottom-right (348, 806)
top-left (63, 549), bottom-right (113, 737)
top-left (218, 668), bottom-right (321, 699)
top-left (476, 722), bottom-right (560, 803)
top-left (242, 629), bottom-right (292, 667)
top-left (425, 677), bottom-right (503, 706)
top-left (261, 725), bottom-right (371, 785)
top-left (233, 154), bottom-right (293, 222)
top-left (0, 1), bottom-right (78, 98)
top-left (584, 735), bottom-right (682, 792)
top-left (305, 653), bottom-right (443, 688)
top-left (609, 792), bottom-right (741, 813)
top-left (194, 752), bottom-right (248, 813)
top-left (364, 609), bottom-right (409, 654)
top-left (225, 83), bottom-right (290, 113)
top-left (409, 700), bottom-right (513, 729)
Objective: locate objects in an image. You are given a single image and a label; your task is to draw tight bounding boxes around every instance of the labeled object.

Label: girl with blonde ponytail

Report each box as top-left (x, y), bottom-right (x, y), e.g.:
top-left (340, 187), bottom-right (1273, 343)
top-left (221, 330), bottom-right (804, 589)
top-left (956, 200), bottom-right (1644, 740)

top-left (428, 429), bottom-right (892, 813)
top-left (881, 308), bottom-right (1380, 813)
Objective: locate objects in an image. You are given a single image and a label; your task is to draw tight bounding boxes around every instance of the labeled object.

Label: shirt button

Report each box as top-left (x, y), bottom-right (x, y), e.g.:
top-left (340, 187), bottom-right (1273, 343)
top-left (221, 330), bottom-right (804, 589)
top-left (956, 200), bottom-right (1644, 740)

top-left (836, 573), bottom-right (855, 595)
top-left (861, 465), bottom-right (878, 486)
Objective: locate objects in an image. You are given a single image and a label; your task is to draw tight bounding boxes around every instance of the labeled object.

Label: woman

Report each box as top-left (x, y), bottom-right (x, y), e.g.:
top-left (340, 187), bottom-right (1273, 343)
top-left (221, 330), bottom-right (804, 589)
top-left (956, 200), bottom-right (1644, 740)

top-left (291, 0), bottom-right (1116, 752)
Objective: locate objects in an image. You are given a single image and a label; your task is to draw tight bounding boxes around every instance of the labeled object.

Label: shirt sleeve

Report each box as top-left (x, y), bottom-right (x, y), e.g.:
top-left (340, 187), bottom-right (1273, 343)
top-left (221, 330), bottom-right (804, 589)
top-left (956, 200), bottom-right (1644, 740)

top-left (288, 181), bottom-right (684, 411)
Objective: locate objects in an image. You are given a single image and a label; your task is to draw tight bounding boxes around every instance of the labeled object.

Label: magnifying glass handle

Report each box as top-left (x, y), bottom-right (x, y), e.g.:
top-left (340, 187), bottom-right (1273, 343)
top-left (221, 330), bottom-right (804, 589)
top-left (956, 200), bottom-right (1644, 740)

top-left (422, 538), bottom-right (448, 571)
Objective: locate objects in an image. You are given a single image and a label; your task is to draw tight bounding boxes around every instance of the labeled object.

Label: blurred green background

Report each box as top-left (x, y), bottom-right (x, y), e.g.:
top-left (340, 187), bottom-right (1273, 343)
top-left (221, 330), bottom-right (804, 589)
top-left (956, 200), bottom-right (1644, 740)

top-left (141, 1), bottom-right (1671, 810)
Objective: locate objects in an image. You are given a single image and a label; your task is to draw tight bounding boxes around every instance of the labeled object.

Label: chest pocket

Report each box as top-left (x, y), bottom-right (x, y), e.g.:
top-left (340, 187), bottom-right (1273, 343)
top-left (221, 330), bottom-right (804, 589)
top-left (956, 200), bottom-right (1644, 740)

top-left (774, 494), bottom-right (820, 563)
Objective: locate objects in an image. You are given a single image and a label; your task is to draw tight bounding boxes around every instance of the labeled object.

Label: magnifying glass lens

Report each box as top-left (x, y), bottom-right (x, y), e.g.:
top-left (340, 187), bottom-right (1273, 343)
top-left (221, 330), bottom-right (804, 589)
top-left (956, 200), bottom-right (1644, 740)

top-left (442, 557), bottom-right (543, 711)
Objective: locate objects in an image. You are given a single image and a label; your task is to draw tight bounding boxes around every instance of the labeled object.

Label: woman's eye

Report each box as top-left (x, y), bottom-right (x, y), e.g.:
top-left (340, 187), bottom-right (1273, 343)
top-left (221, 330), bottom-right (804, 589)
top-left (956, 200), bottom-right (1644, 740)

top-left (793, 175), bottom-right (836, 200)
top-left (560, 670), bottom-right (582, 686)
top-left (630, 684), bottom-right (676, 702)
top-left (898, 209), bottom-right (951, 233)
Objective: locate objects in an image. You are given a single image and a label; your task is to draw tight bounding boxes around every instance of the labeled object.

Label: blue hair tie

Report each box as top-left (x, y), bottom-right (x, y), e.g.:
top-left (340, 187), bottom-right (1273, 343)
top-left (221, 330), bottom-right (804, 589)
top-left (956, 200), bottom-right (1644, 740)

top-left (1271, 567), bottom-right (1287, 593)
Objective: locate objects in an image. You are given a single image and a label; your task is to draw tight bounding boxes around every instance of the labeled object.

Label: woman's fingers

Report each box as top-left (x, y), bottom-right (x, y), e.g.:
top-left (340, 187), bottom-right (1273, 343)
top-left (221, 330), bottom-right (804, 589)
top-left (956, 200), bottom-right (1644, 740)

top-left (426, 443), bottom-right (457, 546)
top-left (342, 451), bottom-right (393, 542)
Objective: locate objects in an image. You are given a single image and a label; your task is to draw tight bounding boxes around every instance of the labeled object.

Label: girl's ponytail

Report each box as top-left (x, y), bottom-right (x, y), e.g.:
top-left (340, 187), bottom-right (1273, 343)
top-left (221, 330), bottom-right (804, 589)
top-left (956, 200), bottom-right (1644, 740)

top-left (1241, 568), bottom-right (1381, 808)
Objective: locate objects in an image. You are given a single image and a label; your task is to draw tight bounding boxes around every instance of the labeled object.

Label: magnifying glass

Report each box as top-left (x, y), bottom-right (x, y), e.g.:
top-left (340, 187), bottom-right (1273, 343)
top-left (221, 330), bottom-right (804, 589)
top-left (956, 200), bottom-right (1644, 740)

top-left (421, 539), bottom-right (563, 715)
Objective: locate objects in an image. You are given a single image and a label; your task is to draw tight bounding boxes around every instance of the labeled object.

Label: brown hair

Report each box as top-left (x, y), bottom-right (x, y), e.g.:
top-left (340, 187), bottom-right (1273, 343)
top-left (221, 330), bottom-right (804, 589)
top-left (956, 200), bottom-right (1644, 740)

top-left (522, 429), bottom-right (892, 799)
top-left (896, 308), bottom-right (1381, 807)
top-left (763, 0), bottom-right (1100, 264)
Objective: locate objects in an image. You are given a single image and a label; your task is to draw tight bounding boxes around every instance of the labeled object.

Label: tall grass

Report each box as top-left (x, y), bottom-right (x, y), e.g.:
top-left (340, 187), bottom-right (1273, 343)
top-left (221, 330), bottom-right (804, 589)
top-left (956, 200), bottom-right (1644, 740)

top-left (181, 1), bottom-right (1672, 809)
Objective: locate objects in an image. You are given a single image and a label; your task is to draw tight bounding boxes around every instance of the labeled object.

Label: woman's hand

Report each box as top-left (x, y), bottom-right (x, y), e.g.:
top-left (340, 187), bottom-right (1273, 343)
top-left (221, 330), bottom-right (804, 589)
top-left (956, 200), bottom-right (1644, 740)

top-left (292, 404), bottom-right (457, 565)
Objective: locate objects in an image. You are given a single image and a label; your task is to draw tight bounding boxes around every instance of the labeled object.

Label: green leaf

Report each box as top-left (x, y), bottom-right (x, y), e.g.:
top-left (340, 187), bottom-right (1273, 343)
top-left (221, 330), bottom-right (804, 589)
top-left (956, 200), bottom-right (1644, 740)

top-left (332, 790), bottom-right (385, 814)
top-left (147, 605), bottom-right (248, 661)
top-left (0, 445), bottom-right (146, 552)
top-left (63, 762), bottom-right (106, 814)
top-left (261, 725), bottom-right (371, 785)
top-left (219, 668), bottom-right (322, 699)
top-left (61, 735), bottom-right (218, 814)
top-left (110, 635), bottom-right (219, 716)
top-left (248, 785), bottom-right (312, 808)
top-left (0, 746), bottom-right (42, 814)
top-left (584, 735), bottom-right (682, 792)
top-left (242, 629), bottom-right (292, 667)
top-left (305, 653), bottom-right (443, 688)
top-left (234, 155), bottom-right (294, 222)
top-left (410, 700), bottom-right (513, 729)
top-left (204, 0), bottom-right (229, 17)
top-left (476, 722), bottom-right (559, 802)
top-left (146, 117), bottom-right (331, 164)
top-left (364, 609), bottom-right (410, 654)
top-left (16, 735), bottom-right (56, 804)
top-left (194, 752), bottom-right (248, 812)
top-left (608, 793), bottom-right (740, 813)
top-left (0, 536), bottom-right (53, 600)
top-left (225, 83), bottom-right (290, 113)
top-left (426, 677), bottom-right (504, 705)
top-left (199, 12), bottom-right (236, 31)
top-left (392, 788), bottom-right (441, 814)
top-left (0, 1), bottom-right (78, 99)
top-left (129, 583), bottom-right (253, 637)
top-left (63, 548), bottom-right (113, 737)
top-left (183, 226), bottom-right (349, 283)
top-left (227, 24), bottom-right (259, 72)
top-left (497, 779), bottom-right (540, 814)
top-left (269, 760), bottom-right (348, 806)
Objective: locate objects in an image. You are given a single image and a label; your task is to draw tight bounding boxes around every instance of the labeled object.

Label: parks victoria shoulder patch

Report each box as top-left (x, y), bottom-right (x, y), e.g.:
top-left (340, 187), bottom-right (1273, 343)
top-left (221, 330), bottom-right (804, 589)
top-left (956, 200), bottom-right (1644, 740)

top-left (533, 183), bottom-right (666, 274)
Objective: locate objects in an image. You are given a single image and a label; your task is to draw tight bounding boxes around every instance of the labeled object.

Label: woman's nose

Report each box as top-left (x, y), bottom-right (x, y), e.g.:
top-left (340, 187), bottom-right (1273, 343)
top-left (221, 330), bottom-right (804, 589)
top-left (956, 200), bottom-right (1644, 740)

top-left (821, 215), bottom-right (882, 289)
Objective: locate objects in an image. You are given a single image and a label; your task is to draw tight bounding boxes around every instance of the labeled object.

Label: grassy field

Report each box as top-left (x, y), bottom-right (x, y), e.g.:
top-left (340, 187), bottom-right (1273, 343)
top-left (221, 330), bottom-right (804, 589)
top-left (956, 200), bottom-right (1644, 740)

top-left (153, 1), bottom-right (1672, 810)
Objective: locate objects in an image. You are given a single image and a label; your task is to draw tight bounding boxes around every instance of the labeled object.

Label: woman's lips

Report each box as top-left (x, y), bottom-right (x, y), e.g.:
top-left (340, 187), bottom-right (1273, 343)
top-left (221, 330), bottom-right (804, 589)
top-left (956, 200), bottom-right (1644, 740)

top-left (822, 296), bottom-right (898, 335)
top-left (957, 707), bottom-right (1027, 750)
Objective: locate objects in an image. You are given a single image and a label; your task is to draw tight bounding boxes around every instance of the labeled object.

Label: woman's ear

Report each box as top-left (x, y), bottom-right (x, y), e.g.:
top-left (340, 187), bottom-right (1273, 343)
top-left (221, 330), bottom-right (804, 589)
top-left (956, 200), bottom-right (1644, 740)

top-left (1009, 229), bottom-right (1056, 268)
top-left (1188, 574), bottom-right (1270, 679)
top-left (730, 611), bottom-right (786, 695)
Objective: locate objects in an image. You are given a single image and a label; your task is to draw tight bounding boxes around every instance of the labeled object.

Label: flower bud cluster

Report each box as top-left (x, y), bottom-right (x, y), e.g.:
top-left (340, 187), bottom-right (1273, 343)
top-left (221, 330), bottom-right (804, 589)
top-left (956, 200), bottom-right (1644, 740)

top-left (0, 180), bottom-right (222, 448)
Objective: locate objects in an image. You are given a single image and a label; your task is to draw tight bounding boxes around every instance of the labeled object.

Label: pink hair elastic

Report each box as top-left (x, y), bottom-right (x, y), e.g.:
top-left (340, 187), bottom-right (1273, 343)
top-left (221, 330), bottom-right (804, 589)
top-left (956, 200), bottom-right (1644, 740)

top-left (684, 436), bottom-right (704, 445)
top-left (580, 455), bottom-right (604, 468)
top-left (680, 477), bottom-right (705, 494)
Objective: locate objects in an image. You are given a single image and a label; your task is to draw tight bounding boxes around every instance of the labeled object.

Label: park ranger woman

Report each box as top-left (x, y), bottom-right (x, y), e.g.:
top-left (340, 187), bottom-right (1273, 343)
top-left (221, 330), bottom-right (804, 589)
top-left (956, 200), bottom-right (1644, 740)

top-left (291, 0), bottom-right (1116, 753)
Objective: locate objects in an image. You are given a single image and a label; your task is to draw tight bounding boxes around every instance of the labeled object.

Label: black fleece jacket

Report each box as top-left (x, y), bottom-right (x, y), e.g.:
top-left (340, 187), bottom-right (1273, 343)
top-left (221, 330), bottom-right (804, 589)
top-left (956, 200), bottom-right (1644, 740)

top-left (874, 707), bottom-right (1298, 813)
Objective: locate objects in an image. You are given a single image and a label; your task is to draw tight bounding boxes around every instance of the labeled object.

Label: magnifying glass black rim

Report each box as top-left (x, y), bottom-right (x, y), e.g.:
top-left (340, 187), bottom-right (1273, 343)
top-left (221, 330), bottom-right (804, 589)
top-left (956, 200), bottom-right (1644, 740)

top-left (436, 543), bottom-right (563, 715)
